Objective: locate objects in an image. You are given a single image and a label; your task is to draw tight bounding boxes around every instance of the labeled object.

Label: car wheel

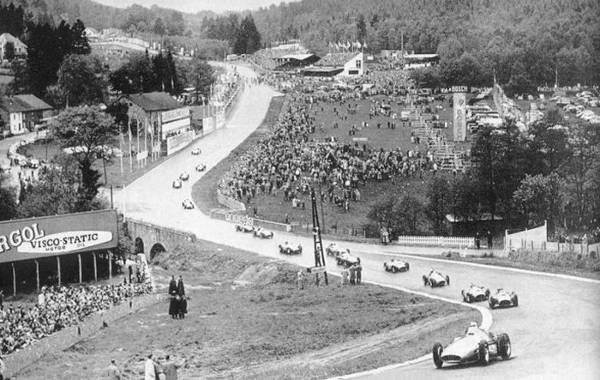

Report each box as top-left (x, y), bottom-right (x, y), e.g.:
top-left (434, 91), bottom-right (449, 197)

top-left (478, 342), bottom-right (490, 366)
top-left (485, 289), bottom-right (490, 299)
top-left (405, 263), bottom-right (409, 271)
top-left (432, 343), bottom-right (444, 369)
top-left (392, 266), bottom-right (398, 273)
top-left (512, 295), bottom-right (518, 307)
top-left (489, 299), bottom-right (496, 309)
top-left (445, 275), bottom-right (450, 285)
top-left (422, 275), bottom-right (428, 286)
top-left (498, 333), bottom-right (511, 360)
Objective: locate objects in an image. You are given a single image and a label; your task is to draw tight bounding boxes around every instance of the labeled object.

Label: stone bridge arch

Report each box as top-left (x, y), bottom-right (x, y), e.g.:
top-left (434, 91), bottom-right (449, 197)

top-left (125, 218), bottom-right (197, 260)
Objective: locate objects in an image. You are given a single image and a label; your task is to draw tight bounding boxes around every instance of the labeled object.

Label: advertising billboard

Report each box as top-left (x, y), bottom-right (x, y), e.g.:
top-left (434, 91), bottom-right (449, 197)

top-left (0, 210), bottom-right (118, 264)
top-left (453, 91), bottom-right (467, 142)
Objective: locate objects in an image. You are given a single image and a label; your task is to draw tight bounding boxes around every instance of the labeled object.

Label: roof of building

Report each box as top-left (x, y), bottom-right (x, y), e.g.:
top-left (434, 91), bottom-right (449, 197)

top-left (445, 213), bottom-right (504, 223)
top-left (0, 94), bottom-right (52, 113)
top-left (127, 92), bottom-right (181, 112)
top-left (315, 52), bottom-right (361, 67)
top-left (277, 53), bottom-right (318, 61)
top-left (0, 33), bottom-right (27, 47)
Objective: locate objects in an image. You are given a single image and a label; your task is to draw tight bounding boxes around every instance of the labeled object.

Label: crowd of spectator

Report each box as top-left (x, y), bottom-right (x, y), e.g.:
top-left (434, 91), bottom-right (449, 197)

top-left (0, 282), bottom-right (153, 355)
top-left (218, 89), bottom-right (440, 214)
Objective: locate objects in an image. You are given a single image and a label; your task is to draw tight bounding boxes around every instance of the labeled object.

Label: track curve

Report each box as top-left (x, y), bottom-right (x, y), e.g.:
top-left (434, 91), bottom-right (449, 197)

top-left (115, 65), bottom-right (600, 380)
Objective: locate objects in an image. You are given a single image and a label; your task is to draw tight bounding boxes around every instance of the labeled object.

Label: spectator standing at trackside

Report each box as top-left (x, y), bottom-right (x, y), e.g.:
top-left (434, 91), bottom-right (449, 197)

top-left (297, 270), bottom-right (305, 290)
top-left (356, 259), bottom-right (362, 285)
top-left (475, 232), bottom-right (481, 249)
top-left (163, 355), bottom-right (183, 380)
top-left (177, 276), bottom-right (185, 296)
top-left (107, 359), bottom-right (121, 380)
top-left (0, 354), bottom-right (5, 380)
top-left (341, 269), bottom-right (349, 285)
top-left (144, 354), bottom-right (156, 380)
top-left (169, 276), bottom-right (178, 296)
top-left (487, 230), bottom-right (493, 249)
top-left (349, 265), bottom-right (356, 285)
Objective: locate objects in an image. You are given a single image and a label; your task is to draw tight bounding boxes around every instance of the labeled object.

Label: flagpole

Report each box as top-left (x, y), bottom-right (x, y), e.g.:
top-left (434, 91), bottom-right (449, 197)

top-left (128, 119), bottom-right (133, 172)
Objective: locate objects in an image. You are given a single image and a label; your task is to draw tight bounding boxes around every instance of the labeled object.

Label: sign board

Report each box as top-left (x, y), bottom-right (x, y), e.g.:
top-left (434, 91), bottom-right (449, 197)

top-left (161, 107), bottom-right (190, 124)
top-left (225, 213), bottom-right (253, 226)
top-left (166, 131), bottom-right (194, 155)
top-left (0, 210), bottom-right (119, 263)
top-left (451, 86), bottom-right (468, 93)
top-left (352, 137), bottom-right (368, 142)
top-left (307, 266), bottom-right (327, 274)
top-left (162, 117), bottom-right (191, 138)
top-left (453, 92), bottom-right (467, 142)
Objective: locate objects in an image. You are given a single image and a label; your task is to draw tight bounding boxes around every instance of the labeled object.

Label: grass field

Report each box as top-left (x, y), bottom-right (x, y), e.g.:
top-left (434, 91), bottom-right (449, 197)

top-left (16, 239), bottom-right (479, 380)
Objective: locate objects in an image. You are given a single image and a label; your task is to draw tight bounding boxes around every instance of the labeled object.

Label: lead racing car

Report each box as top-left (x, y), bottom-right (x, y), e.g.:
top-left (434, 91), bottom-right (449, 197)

top-left (383, 258), bottom-right (409, 273)
top-left (235, 223), bottom-right (255, 233)
top-left (461, 284), bottom-right (491, 303)
top-left (253, 227), bottom-right (274, 239)
top-left (423, 269), bottom-right (450, 287)
top-left (279, 242), bottom-right (302, 255)
top-left (488, 288), bottom-right (518, 309)
top-left (432, 322), bottom-right (511, 368)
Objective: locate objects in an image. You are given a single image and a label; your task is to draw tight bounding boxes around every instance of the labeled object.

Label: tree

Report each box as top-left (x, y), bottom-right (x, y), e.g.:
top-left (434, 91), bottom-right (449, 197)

top-left (71, 19), bottom-right (91, 55)
top-left (57, 54), bottom-right (106, 107)
top-left (233, 15), bottom-right (262, 55)
top-left (513, 173), bottom-right (564, 231)
top-left (426, 175), bottom-right (452, 235)
top-left (109, 52), bottom-right (155, 94)
top-left (50, 106), bottom-right (118, 206)
top-left (0, 177), bottom-right (17, 221)
top-left (356, 14), bottom-right (367, 42)
top-left (154, 17), bottom-right (166, 37)
top-left (3, 41), bottom-right (14, 60)
top-left (368, 195), bottom-right (427, 238)
top-left (178, 57), bottom-right (215, 102)
top-left (168, 11), bottom-right (185, 36)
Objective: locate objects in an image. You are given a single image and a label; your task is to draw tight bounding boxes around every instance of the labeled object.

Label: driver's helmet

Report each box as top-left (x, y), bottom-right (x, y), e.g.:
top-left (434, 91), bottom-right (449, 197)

top-left (466, 322), bottom-right (479, 335)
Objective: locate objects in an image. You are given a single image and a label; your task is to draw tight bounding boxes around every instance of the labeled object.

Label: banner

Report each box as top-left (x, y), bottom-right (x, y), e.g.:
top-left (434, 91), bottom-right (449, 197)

top-left (453, 91), bottom-right (467, 142)
top-left (0, 210), bottom-right (119, 263)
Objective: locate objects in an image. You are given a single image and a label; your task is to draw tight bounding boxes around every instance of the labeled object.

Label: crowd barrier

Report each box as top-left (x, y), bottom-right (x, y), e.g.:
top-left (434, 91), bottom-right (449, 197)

top-left (216, 191), bottom-right (246, 211)
top-left (395, 235), bottom-right (475, 248)
top-left (5, 293), bottom-right (162, 378)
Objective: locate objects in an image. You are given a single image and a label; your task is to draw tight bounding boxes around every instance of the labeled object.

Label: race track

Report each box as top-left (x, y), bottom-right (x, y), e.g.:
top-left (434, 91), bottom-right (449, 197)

top-left (116, 64), bottom-right (600, 380)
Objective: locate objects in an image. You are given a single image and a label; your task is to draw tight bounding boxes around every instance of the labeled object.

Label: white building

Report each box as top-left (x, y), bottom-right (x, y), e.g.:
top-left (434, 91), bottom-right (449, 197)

top-left (0, 95), bottom-right (53, 136)
top-left (0, 33), bottom-right (27, 61)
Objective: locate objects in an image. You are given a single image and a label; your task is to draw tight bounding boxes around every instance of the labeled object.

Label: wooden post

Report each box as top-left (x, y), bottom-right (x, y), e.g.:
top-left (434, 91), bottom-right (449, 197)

top-left (78, 254), bottom-right (82, 283)
top-left (57, 256), bottom-right (61, 286)
top-left (35, 260), bottom-right (40, 292)
top-left (11, 262), bottom-right (16, 297)
top-left (108, 250), bottom-right (112, 280)
top-left (93, 252), bottom-right (98, 282)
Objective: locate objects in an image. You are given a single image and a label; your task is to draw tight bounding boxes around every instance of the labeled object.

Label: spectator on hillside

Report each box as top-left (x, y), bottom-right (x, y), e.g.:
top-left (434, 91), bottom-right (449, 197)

top-left (107, 359), bottom-right (121, 380)
top-left (144, 354), bottom-right (156, 380)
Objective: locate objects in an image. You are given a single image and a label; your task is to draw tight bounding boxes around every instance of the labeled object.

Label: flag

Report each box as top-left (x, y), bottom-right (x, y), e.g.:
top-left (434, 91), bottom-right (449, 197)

top-left (346, 41), bottom-right (351, 50)
top-left (356, 41), bottom-right (362, 49)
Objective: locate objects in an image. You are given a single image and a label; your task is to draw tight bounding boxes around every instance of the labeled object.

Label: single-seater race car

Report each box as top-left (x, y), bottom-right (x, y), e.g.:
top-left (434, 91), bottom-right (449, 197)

top-left (191, 148), bottom-right (201, 155)
top-left (489, 288), bottom-right (518, 309)
top-left (279, 242), bottom-right (302, 255)
top-left (235, 223), bottom-right (255, 233)
top-left (336, 251), bottom-right (360, 267)
top-left (423, 269), bottom-right (450, 287)
top-left (383, 258), bottom-right (409, 273)
top-left (325, 242), bottom-right (350, 256)
top-left (461, 284), bottom-right (491, 303)
top-left (432, 322), bottom-right (511, 368)
top-left (195, 163), bottom-right (207, 172)
top-left (172, 179), bottom-right (182, 189)
top-left (179, 172), bottom-right (190, 181)
top-left (182, 199), bottom-right (194, 209)
top-left (253, 227), bottom-right (274, 239)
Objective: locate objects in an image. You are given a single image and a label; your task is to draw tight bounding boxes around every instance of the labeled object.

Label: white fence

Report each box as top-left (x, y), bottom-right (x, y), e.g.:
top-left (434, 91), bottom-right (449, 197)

top-left (216, 191), bottom-right (246, 211)
top-left (504, 222), bottom-right (547, 252)
top-left (395, 235), bottom-right (474, 248)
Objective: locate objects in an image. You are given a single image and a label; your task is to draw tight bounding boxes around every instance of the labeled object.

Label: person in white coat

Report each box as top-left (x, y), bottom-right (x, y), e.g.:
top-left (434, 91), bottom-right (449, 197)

top-left (144, 354), bottom-right (156, 380)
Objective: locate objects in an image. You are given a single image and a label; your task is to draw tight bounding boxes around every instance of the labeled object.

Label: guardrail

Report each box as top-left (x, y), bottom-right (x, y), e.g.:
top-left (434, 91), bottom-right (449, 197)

top-left (216, 190), bottom-right (246, 211)
top-left (395, 235), bottom-right (475, 248)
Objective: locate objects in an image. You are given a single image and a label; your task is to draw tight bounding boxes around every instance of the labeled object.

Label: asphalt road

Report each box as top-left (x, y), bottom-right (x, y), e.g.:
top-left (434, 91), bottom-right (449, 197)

top-left (116, 64), bottom-right (600, 380)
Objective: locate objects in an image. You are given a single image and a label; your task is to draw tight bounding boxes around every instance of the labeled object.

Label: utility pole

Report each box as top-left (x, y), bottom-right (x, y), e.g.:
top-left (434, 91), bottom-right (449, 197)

top-left (311, 188), bottom-right (328, 285)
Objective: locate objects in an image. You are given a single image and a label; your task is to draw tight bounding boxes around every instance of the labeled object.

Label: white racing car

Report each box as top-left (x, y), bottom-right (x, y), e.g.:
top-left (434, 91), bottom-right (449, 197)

top-left (191, 148), bottom-right (201, 155)
top-left (172, 179), bottom-right (182, 189)
top-left (253, 227), bottom-right (274, 239)
top-left (336, 251), bottom-right (360, 267)
top-left (179, 172), bottom-right (190, 181)
top-left (432, 322), bottom-right (511, 368)
top-left (279, 242), bottom-right (302, 255)
top-left (489, 289), bottom-right (518, 309)
top-left (182, 199), bottom-right (194, 209)
top-left (461, 284), bottom-right (491, 303)
top-left (383, 258), bottom-right (409, 273)
top-left (235, 224), bottom-right (255, 233)
top-left (423, 269), bottom-right (450, 287)
top-left (195, 163), bottom-right (207, 172)
top-left (325, 242), bottom-right (350, 256)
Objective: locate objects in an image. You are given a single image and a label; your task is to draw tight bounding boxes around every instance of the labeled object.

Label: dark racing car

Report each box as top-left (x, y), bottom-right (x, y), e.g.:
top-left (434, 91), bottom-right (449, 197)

top-left (423, 269), bottom-right (450, 287)
top-left (489, 288), bottom-right (519, 309)
top-left (432, 322), bottom-right (512, 368)
top-left (461, 284), bottom-right (491, 303)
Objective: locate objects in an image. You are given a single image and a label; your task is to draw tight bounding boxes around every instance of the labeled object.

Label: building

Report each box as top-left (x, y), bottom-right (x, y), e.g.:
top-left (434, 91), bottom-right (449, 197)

top-left (84, 27), bottom-right (101, 42)
top-left (0, 94), bottom-right (53, 136)
top-left (0, 33), bottom-right (27, 61)
top-left (404, 53), bottom-right (440, 69)
top-left (303, 52), bottom-right (364, 77)
top-left (124, 92), bottom-right (193, 157)
top-left (273, 53), bottom-right (320, 70)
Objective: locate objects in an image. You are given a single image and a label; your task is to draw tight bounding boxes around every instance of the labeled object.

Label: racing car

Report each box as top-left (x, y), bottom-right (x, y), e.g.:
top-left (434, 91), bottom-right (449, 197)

top-left (279, 242), bottom-right (302, 255)
top-left (235, 224), bottom-right (255, 233)
top-left (383, 258), bottom-right (409, 273)
top-left (195, 163), bottom-right (207, 172)
top-left (182, 199), bottom-right (194, 209)
top-left (461, 284), bottom-right (491, 303)
top-left (432, 322), bottom-right (511, 368)
top-left (172, 179), bottom-right (182, 189)
top-left (179, 172), bottom-right (190, 181)
top-left (423, 269), bottom-right (450, 287)
top-left (253, 227), bottom-right (274, 239)
top-left (488, 288), bottom-right (518, 309)
top-left (336, 251), bottom-right (360, 267)
top-left (191, 148), bottom-right (201, 155)
top-left (325, 242), bottom-right (350, 256)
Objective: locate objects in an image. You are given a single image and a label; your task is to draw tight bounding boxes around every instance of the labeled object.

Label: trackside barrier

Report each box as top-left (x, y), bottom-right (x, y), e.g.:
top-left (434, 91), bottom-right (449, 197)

top-left (221, 212), bottom-right (291, 232)
top-left (5, 293), bottom-right (161, 378)
top-left (395, 235), bottom-right (475, 248)
top-left (216, 190), bottom-right (246, 211)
